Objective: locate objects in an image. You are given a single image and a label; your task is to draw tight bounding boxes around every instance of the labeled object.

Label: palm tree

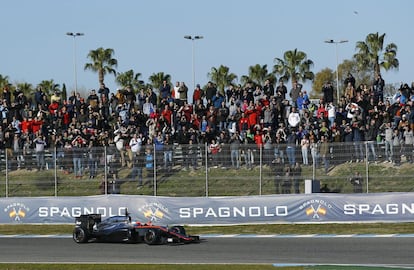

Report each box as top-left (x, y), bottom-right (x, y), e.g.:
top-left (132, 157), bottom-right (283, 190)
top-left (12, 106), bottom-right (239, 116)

top-left (353, 32), bottom-right (398, 76)
top-left (84, 47), bottom-right (118, 85)
top-left (273, 49), bottom-right (314, 88)
top-left (116, 70), bottom-right (144, 92)
top-left (207, 65), bottom-right (237, 95)
top-left (239, 75), bottom-right (251, 86)
top-left (0, 74), bottom-right (10, 89)
top-left (245, 64), bottom-right (275, 86)
top-left (148, 72), bottom-right (171, 91)
top-left (37, 80), bottom-right (60, 96)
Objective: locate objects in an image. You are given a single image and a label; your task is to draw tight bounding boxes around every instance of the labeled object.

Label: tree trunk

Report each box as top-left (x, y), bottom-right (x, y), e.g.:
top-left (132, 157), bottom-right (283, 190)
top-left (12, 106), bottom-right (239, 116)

top-left (99, 69), bottom-right (104, 84)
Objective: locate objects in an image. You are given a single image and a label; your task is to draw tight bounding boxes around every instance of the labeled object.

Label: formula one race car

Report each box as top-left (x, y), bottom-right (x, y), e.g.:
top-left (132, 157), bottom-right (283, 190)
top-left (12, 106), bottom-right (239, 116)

top-left (72, 212), bottom-right (200, 245)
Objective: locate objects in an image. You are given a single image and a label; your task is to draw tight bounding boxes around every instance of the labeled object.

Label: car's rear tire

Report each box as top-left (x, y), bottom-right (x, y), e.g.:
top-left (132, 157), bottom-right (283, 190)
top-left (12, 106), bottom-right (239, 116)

top-left (144, 229), bottom-right (159, 245)
top-left (73, 227), bottom-right (88, 243)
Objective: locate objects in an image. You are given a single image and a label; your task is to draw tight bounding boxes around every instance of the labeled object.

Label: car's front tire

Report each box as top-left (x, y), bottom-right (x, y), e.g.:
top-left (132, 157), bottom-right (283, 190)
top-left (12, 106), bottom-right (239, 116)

top-left (73, 227), bottom-right (88, 243)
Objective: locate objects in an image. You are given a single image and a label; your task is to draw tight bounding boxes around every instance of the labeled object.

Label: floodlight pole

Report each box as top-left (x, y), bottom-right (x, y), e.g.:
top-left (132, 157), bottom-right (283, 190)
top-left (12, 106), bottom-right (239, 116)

top-left (184, 35), bottom-right (204, 91)
top-left (66, 32), bottom-right (84, 95)
top-left (324, 39), bottom-right (348, 103)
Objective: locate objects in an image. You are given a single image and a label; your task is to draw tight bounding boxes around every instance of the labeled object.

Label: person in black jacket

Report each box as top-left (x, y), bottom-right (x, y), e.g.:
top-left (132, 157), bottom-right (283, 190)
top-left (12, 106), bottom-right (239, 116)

top-left (205, 81), bottom-right (217, 103)
top-left (272, 157), bottom-right (284, 193)
top-left (322, 81), bottom-right (334, 104)
top-left (344, 73), bottom-right (356, 89)
top-left (263, 79), bottom-right (275, 97)
top-left (373, 73), bottom-right (385, 103)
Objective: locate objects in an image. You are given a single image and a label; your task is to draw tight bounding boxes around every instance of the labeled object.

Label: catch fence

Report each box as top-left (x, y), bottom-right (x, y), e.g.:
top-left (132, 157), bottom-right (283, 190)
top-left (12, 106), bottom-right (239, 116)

top-left (1, 140), bottom-right (413, 197)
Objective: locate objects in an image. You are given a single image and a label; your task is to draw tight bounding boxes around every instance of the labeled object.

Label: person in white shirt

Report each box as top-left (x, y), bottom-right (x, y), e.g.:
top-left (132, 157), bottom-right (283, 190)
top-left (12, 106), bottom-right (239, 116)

top-left (129, 133), bottom-right (142, 156)
top-left (33, 134), bottom-right (47, 170)
top-left (327, 102), bottom-right (336, 128)
top-left (301, 135), bottom-right (310, 165)
top-left (288, 106), bottom-right (300, 128)
top-left (142, 97), bottom-right (155, 116)
top-left (114, 129), bottom-right (126, 167)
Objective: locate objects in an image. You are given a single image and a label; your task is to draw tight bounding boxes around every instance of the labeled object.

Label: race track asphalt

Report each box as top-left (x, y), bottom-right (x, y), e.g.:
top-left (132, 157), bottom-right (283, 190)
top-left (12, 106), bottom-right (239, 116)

top-left (0, 236), bottom-right (413, 267)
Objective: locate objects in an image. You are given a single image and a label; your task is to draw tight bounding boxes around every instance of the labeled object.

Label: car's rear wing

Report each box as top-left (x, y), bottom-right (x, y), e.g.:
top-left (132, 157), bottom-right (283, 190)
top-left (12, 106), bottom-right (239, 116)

top-left (75, 214), bottom-right (102, 232)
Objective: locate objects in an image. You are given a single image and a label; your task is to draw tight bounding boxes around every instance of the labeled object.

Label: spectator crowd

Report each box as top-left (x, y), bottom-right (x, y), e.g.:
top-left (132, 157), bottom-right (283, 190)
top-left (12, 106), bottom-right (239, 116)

top-left (1, 73), bottom-right (414, 190)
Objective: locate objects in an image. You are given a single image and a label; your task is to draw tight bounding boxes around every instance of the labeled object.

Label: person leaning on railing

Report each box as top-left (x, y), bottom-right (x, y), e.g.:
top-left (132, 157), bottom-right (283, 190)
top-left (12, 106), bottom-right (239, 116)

top-left (33, 134), bottom-right (47, 171)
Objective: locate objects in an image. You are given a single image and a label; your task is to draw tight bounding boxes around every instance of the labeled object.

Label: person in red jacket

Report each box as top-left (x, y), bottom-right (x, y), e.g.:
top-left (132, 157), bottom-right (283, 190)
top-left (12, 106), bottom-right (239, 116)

top-left (48, 101), bottom-right (59, 117)
top-left (21, 117), bottom-right (33, 134)
top-left (254, 129), bottom-right (263, 149)
top-left (192, 84), bottom-right (204, 105)
top-left (161, 104), bottom-right (172, 126)
top-left (189, 113), bottom-right (200, 130)
top-left (31, 116), bottom-right (43, 134)
top-left (239, 112), bottom-right (249, 133)
top-left (245, 101), bottom-right (259, 129)
top-left (208, 139), bottom-right (221, 167)
top-left (316, 103), bottom-right (328, 120)
top-left (59, 106), bottom-right (71, 130)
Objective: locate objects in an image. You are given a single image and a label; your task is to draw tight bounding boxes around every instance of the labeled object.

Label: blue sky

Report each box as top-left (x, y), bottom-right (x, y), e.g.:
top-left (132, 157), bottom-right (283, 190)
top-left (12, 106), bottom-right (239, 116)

top-left (1, 0), bottom-right (413, 97)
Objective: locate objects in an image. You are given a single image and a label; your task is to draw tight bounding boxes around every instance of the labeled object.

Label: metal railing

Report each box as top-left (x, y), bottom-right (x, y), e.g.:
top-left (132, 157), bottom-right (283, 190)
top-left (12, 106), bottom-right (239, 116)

top-left (1, 140), bottom-right (413, 197)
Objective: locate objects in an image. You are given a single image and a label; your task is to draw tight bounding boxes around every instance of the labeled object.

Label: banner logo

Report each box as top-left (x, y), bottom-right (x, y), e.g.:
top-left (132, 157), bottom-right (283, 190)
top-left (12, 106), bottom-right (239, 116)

top-left (4, 203), bottom-right (30, 222)
top-left (138, 202), bottom-right (168, 222)
top-left (299, 199), bottom-right (332, 220)
top-left (305, 204), bottom-right (327, 219)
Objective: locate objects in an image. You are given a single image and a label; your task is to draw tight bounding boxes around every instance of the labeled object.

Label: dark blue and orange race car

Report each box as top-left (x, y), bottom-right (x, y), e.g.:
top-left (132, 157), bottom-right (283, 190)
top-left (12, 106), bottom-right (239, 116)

top-left (72, 212), bottom-right (200, 245)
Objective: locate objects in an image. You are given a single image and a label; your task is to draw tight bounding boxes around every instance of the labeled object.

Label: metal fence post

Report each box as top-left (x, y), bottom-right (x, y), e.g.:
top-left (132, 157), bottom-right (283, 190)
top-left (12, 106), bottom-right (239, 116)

top-left (5, 150), bottom-right (8, 198)
top-left (104, 146), bottom-right (108, 195)
top-left (365, 141), bottom-right (369, 193)
top-left (54, 147), bottom-right (57, 197)
top-left (259, 145), bottom-right (262, 196)
top-left (205, 142), bottom-right (208, 197)
top-left (153, 145), bottom-right (157, 197)
top-left (312, 151), bottom-right (316, 181)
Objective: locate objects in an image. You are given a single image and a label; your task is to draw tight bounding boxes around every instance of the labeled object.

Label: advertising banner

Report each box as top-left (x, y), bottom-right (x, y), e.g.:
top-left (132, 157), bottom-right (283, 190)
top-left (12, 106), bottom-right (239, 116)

top-left (1, 193), bottom-right (414, 224)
